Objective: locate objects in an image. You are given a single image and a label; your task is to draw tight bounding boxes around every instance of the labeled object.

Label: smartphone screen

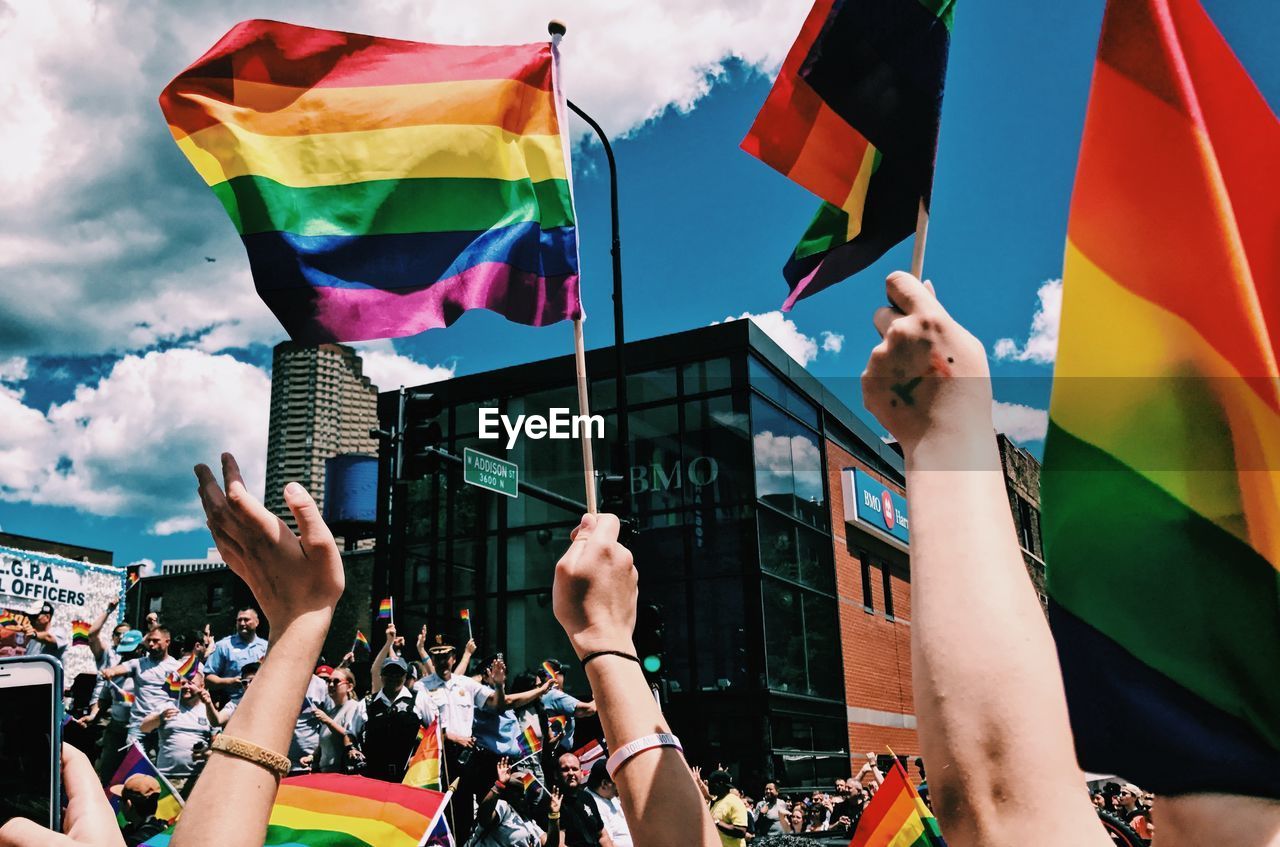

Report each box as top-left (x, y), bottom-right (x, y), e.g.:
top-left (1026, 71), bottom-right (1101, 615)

top-left (0, 677), bottom-right (56, 828)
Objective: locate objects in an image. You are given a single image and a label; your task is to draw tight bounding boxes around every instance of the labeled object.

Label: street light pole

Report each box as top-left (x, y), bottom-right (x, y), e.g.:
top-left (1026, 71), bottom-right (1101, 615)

top-left (551, 20), bottom-right (631, 506)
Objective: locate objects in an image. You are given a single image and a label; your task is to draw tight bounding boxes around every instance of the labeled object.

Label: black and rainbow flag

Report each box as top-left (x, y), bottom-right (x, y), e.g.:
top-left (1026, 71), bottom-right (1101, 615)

top-left (1045, 0), bottom-right (1280, 797)
top-left (744, 0), bottom-right (954, 308)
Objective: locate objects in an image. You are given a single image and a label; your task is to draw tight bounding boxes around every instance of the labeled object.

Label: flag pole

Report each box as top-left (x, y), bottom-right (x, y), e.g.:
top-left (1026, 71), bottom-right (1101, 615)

top-left (910, 198), bottom-right (929, 279)
top-left (551, 19), bottom-right (598, 514)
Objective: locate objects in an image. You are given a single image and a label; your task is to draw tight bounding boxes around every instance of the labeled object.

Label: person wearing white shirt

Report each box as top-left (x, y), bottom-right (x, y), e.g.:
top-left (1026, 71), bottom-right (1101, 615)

top-left (585, 759), bottom-right (633, 847)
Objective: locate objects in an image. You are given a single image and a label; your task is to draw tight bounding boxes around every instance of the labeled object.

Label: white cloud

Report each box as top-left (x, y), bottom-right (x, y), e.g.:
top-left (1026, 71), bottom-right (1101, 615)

top-left (753, 430), bottom-right (822, 500)
top-left (0, 349), bottom-right (270, 534)
top-left (714, 311), bottom-right (826, 366)
top-left (129, 558), bottom-right (160, 577)
top-left (993, 279), bottom-right (1062, 365)
top-left (820, 331), bottom-right (844, 354)
top-left (0, 0), bottom-right (808, 358)
top-left (351, 341), bottom-right (455, 392)
top-left (992, 400), bottom-right (1049, 444)
top-left (0, 358), bottom-right (28, 385)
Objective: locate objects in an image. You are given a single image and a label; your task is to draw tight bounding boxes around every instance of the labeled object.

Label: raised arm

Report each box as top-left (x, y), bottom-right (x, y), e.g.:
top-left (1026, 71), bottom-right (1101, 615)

top-left (371, 624), bottom-right (395, 693)
top-left (456, 638), bottom-right (477, 677)
top-left (861, 272), bottom-right (1108, 847)
top-left (86, 597), bottom-right (119, 661)
top-left (173, 453), bottom-right (344, 847)
top-left (553, 513), bottom-right (718, 847)
top-left (501, 675), bottom-right (555, 711)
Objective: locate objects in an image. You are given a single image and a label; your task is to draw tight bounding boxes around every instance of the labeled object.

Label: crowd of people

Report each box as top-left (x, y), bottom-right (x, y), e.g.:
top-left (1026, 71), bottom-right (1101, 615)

top-left (0, 273), bottom-right (1274, 847)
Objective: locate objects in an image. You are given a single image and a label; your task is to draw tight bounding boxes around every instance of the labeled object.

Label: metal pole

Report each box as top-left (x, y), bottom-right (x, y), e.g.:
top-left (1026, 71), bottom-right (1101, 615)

top-left (564, 94), bottom-right (630, 505)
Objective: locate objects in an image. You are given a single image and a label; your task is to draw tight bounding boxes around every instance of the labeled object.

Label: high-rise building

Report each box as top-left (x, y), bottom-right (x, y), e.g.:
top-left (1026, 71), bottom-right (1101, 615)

top-left (160, 547), bottom-right (225, 575)
top-left (265, 342), bottom-right (379, 530)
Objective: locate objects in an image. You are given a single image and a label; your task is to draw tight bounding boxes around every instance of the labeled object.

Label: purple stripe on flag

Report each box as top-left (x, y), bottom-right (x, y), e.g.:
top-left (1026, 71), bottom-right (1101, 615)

top-left (259, 262), bottom-right (582, 343)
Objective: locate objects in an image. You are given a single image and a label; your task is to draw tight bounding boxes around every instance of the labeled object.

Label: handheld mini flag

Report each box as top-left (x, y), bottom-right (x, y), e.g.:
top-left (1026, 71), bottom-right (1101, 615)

top-left (517, 723), bottom-right (542, 757)
top-left (108, 678), bottom-right (136, 707)
top-left (377, 597), bottom-right (393, 622)
top-left (742, 0), bottom-right (954, 308)
top-left (459, 609), bottom-right (470, 621)
top-left (847, 758), bottom-right (945, 846)
top-left (541, 661), bottom-right (558, 681)
top-left (173, 653), bottom-right (199, 679)
top-left (158, 19), bottom-right (582, 344)
top-left (0, 610), bottom-right (19, 630)
top-left (107, 743), bottom-right (184, 824)
top-left (352, 630), bottom-right (370, 653)
top-left (1044, 0), bottom-right (1280, 797)
top-left (71, 620), bottom-right (92, 647)
top-left (164, 673), bottom-right (184, 698)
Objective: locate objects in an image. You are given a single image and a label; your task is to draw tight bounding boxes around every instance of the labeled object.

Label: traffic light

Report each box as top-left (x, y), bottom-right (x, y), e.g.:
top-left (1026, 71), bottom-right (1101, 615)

top-left (599, 474), bottom-right (637, 542)
top-left (634, 602), bottom-right (665, 677)
top-left (400, 390), bottom-right (444, 479)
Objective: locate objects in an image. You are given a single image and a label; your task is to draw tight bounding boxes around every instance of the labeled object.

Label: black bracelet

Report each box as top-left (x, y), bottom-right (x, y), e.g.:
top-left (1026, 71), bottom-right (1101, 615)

top-left (581, 650), bottom-right (642, 668)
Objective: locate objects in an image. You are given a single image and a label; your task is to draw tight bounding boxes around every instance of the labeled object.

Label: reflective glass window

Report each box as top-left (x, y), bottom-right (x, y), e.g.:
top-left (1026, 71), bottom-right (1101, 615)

top-left (627, 403), bottom-right (682, 514)
top-left (752, 395), bottom-right (827, 526)
top-left (692, 577), bottom-right (748, 692)
top-left (506, 525), bottom-right (575, 592)
top-left (683, 393), bottom-right (751, 508)
top-left (758, 510), bottom-right (834, 593)
top-left (682, 357), bottom-right (732, 395)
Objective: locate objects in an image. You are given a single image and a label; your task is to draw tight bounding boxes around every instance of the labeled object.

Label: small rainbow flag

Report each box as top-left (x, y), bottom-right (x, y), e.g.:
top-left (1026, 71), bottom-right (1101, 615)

top-left (164, 673), bottom-right (184, 698)
top-left (173, 653), bottom-right (199, 679)
top-left (128, 571), bottom-right (140, 586)
top-left (402, 720), bottom-right (442, 791)
top-left (71, 620), bottom-right (93, 646)
top-left (141, 773), bottom-right (448, 847)
top-left (541, 661), bottom-right (558, 680)
top-left (107, 743), bottom-right (184, 825)
top-left (377, 598), bottom-right (393, 621)
top-left (847, 758), bottom-right (945, 847)
top-left (548, 715), bottom-right (568, 741)
top-left (459, 609), bottom-right (470, 621)
top-left (516, 771), bottom-right (537, 792)
top-left (516, 723), bottom-right (542, 757)
top-left (109, 679), bottom-right (136, 707)
top-left (157, 19), bottom-right (582, 345)
top-left (0, 610), bottom-right (22, 630)
top-left (352, 630), bottom-right (370, 652)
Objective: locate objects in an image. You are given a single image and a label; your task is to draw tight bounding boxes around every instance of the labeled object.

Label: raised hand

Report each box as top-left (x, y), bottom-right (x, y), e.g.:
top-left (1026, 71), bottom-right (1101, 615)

top-left (862, 272), bottom-right (992, 461)
top-left (495, 757), bottom-right (512, 785)
top-left (416, 625), bottom-right (427, 653)
top-left (553, 513), bottom-right (637, 657)
top-left (549, 786), bottom-right (563, 814)
top-left (194, 454), bottom-right (344, 626)
top-left (489, 658), bottom-right (507, 686)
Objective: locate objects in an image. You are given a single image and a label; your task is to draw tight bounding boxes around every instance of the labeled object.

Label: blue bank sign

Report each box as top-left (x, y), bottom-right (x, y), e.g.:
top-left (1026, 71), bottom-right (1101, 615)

top-left (846, 469), bottom-right (909, 546)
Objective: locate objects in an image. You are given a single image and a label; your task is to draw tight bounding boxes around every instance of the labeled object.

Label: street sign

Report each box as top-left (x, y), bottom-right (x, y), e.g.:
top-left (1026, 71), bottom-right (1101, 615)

top-left (463, 448), bottom-right (519, 498)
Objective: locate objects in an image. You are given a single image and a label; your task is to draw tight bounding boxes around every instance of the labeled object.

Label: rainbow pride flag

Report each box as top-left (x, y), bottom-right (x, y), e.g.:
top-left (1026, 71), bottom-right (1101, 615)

top-left (158, 19), bottom-right (581, 344)
top-left (377, 597), bottom-right (393, 621)
top-left (459, 608), bottom-right (470, 621)
top-left (142, 773), bottom-right (448, 847)
top-left (742, 0), bottom-right (953, 309)
top-left (1044, 0), bottom-right (1280, 797)
top-left (0, 610), bottom-right (24, 630)
top-left (70, 620), bottom-right (92, 646)
top-left (848, 759), bottom-right (944, 847)
top-left (107, 743), bottom-right (183, 824)
top-left (352, 629), bottom-right (370, 653)
top-left (517, 723), bottom-right (542, 757)
top-left (402, 719), bottom-right (442, 791)
top-left (173, 652), bottom-right (199, 679)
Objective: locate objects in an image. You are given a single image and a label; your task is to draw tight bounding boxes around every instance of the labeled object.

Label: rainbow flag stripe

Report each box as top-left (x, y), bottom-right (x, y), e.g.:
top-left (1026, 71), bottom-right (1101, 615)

top-left (353, 630), bottom-right (370, 650)
top-left (848, 759), bottom-right (944, 847)
top-left (377, 598), bottom-right (393, 621)
top-left (164, 673), bottom-right (184, 697)
top-left (173, 652), bottom-right (198, 679)
top-left (142, 773), bottom-right (447, 847)
top-left (402, 720), bottom-right (442, 791)
top-left (70, 620), bottom-right (92, 646)
top-left (158, 19), bottom-right (581, 344)
top-left (1044, 0), bottom-right (1280, 797)
top-left (459, 609), bottom-right (470, 621)
top-left (108, 743), bottom-right (183, 825)
top-left (541, 661), bottom-right (558, 679)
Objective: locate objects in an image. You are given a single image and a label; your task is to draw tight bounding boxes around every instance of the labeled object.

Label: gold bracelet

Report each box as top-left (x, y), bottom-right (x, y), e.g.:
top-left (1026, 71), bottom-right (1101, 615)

top-left (210, 733), bottom-right (291, 778)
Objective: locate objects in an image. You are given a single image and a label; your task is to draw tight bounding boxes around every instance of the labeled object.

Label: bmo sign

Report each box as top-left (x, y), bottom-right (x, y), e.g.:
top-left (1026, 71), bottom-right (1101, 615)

top-left (843, 469), bottom-right (909, 547)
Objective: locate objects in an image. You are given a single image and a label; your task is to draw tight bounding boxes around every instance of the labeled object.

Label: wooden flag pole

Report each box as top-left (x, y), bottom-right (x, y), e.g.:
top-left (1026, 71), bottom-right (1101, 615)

top-left (573, 318), bottom-right (598, 513)
top-left (910, 198), bottom-right (929, 280)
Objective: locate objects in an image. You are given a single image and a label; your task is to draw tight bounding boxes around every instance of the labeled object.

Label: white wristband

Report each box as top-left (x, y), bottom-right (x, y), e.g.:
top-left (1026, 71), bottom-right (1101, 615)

top-left (605, 732), bottom-right (682, 779)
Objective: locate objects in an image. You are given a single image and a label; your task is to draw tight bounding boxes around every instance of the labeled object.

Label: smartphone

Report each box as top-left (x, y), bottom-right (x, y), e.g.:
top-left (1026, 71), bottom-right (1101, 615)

top-left (0, 655), bottom-right (63, 831)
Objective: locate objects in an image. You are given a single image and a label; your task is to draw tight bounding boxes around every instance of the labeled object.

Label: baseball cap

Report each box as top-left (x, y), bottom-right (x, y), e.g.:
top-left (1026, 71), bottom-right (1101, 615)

top-left (315, 665), bottom-right (334, 677)
top-left (38, 602), bottom-right (55, 617)
top-left (381, 656), bottom-right (409, 673)
top-left (117, 630), bottom-right (144, 652)
top-left (110, 774), bottom-right (160, 798)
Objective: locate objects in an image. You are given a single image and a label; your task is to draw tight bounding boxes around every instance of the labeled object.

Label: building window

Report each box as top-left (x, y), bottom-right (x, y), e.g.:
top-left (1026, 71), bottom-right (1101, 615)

top-left (148, 595), bottom-right (163, 614)
top-left (859, 555), bottom-right (874, 612)
top-left (881, 563), bottom-right (896, 621)
top-left (751, 394), bottom-right (825, 529)
top-left (206, 584), bottom-right (225, 613)
top-left (762, 577), bottom-right (840, 700)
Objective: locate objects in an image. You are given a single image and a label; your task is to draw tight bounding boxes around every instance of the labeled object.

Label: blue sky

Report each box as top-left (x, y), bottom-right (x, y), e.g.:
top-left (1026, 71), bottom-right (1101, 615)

top-left (0, 0), bottom-right (1275, 567)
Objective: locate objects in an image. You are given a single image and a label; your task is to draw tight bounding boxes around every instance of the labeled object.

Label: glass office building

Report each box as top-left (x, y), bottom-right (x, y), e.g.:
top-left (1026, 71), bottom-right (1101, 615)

top-left (375, 319), bottom-right (905, 789)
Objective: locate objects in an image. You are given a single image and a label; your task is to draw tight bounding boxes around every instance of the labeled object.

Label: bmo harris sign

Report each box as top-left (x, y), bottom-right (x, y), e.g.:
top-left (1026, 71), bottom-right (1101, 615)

top-left (848, 469), bottom-right (909, 545)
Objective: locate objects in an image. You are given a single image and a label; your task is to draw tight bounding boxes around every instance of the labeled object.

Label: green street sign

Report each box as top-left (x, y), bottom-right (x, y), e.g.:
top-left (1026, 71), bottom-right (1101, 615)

top-left (463, 448), bottom-right (519, 498)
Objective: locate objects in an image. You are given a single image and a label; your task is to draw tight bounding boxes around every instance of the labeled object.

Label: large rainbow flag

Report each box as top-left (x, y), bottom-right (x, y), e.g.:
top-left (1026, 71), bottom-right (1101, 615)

top-left (1044, 0), bottom-right (1280, 797)
top-left (107, 743), bottom-right (183, 824)
top-left (143, 773), bottom-right (449, 847)
top-left (742, 0), bottom-right (953, 309)
top-left (848, 759), bottom-right (945, 847)
top-left (158, 19), bottom-right (581, 344)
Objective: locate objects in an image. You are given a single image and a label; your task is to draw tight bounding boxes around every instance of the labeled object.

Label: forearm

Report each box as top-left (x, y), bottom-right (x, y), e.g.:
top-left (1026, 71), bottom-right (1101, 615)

top-left (905, 435), bottom-right (1093, 837)
top-left (502, 686), bottom-right (544, 710)
top-left (204, 674), bottom-right (237, 688)
top-left (204, 701), bottom-right (223, 727)
top-left (173, 611), bottom-right (330, 847)
top-left (457, 648), bottom-right (474, 676)
top-left (141, 713), bottom-right (164, 734)
top-left (586, 655), bottom-right (717, 847)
